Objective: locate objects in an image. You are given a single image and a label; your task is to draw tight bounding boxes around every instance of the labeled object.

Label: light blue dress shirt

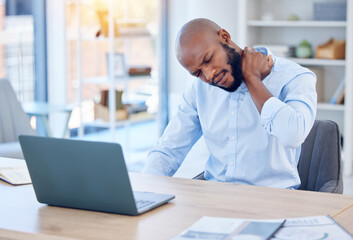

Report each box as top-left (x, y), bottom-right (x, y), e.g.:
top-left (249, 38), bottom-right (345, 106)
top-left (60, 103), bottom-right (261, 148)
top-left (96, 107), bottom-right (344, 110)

top-left (143, 47), bottom-right (317, 189)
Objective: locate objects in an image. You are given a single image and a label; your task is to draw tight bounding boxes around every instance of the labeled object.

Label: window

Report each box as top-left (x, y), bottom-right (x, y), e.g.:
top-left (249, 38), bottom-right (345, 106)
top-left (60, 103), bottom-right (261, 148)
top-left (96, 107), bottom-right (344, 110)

top-left (0, 0), bottom-right (35, 103)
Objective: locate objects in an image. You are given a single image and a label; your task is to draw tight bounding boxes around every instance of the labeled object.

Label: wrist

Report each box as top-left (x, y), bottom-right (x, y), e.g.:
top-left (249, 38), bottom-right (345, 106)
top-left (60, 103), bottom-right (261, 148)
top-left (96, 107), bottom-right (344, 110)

top-left (243, 74), bottom-right (261, 85)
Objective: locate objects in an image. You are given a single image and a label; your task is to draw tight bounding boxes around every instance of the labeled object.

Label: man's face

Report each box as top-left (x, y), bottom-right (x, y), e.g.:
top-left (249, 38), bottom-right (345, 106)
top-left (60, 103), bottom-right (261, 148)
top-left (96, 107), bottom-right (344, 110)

top-left (178, 35), bottom-right (243, 92)
top-left (217, 43), bottom-right (243, 92)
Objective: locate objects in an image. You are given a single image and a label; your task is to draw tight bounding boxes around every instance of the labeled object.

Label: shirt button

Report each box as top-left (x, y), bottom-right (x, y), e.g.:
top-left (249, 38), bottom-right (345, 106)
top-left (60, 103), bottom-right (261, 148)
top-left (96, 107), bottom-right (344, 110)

top-left (230, 136), bottom-right (235, 140)
top-left (231, 112), bottom-right (235, 116)
top-left (229, 161), bottom-right (233, 166)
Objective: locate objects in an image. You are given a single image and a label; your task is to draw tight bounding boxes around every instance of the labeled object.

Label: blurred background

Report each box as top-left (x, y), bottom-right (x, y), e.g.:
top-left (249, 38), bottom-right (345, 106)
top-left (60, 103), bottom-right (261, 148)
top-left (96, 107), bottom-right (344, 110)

top-left (0, 0), bottom-right (352, 183)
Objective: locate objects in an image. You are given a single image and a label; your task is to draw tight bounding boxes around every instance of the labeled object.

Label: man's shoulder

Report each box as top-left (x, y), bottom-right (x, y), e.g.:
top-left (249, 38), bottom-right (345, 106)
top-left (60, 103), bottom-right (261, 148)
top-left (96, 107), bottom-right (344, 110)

top-left (265, 57), bottom-right (316, 90)
top-left (273, 56), bottom-right (312, 75)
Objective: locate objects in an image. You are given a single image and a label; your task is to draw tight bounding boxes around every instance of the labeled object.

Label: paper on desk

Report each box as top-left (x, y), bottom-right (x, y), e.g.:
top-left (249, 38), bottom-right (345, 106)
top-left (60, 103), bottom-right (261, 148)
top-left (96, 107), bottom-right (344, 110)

top-left (271, 215), bottom-right (353, 240)
top-left (172, 216), bottom-right (284, 240)
top-left (0, 157), bottom-right (31, 185)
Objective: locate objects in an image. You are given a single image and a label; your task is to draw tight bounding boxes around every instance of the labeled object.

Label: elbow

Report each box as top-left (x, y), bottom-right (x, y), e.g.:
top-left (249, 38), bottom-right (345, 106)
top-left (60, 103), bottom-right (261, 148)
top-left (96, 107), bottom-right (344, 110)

top-left (265, 115), bottom-right (310, 148)
top-left (279, 130), bottom-right (306, 148)
top-left (279, 116), bottom-right (310, 148)
top-left (265, 122), bottom-right (305, 148)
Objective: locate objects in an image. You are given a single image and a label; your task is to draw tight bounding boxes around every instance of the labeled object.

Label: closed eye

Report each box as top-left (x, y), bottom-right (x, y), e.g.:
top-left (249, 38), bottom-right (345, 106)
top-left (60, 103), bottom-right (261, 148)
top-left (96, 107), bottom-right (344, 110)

top-left (205, 53), bottom-right (213, 63)
top-left (191, 70), bottom-right (201, 77)
top-left (191, 52), bottom-right (213, 77)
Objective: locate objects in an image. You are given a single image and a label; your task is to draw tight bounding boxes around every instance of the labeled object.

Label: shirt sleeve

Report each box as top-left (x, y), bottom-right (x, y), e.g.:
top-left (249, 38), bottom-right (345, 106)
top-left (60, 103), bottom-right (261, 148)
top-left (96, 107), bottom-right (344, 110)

top-left (142, 82), bottom-right (203, 176)
top-left (260, 72), bottom-right (317, 147)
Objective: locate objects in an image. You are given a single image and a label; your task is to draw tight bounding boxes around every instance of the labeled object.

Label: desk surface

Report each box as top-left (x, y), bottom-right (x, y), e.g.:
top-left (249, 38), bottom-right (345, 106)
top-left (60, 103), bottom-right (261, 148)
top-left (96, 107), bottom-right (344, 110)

top-left (1, 173), bottom-right (353, 240)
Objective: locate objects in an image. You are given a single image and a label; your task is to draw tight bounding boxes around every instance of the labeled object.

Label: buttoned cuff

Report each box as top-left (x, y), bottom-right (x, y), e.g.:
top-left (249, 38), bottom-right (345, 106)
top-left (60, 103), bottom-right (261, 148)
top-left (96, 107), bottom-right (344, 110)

top-left (141, 166), bottom-right (167, 176)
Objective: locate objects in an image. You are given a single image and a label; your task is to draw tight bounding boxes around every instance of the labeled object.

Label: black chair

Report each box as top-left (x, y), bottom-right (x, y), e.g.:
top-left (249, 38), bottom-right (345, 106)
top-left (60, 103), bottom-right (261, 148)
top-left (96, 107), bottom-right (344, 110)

top-left (193, 120), bottom-right (343, 194)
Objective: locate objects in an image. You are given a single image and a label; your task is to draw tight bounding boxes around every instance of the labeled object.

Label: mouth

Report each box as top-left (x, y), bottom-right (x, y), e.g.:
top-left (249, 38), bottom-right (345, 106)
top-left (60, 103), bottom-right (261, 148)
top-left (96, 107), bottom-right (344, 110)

top-left (213, 71), bottom-right (227, 86)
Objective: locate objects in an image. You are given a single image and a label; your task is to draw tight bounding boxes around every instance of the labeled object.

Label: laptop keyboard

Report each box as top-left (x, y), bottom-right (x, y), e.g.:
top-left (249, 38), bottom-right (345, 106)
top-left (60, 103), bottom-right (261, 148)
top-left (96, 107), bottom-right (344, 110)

top-left (136, 199), bottom-right (156, 209)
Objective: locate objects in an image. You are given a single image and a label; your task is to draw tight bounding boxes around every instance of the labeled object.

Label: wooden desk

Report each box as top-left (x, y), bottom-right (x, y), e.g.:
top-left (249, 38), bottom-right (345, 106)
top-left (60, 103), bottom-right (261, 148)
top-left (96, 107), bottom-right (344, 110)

top-left (332, 202), bottom-right (353, 234)
top-left (1, 173), bottom-right (353, 240)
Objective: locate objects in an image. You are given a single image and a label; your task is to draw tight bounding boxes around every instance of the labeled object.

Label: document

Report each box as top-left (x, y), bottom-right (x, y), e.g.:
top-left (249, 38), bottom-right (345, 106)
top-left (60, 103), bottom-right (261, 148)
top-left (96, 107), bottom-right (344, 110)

top-left (172, 216), bottom-right (285, 240)
top-left (272, 215), bottom-right (353, 240)
top-left (0, 157), bottom-right (31, 185)
top-left (173, 215), bottom-right (353, 240)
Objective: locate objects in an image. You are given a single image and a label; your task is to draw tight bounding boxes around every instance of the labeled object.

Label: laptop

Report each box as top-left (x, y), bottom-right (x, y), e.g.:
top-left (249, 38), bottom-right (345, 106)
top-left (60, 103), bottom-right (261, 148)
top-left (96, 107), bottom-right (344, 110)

top-left (18, 135), bottom-right (175, 216)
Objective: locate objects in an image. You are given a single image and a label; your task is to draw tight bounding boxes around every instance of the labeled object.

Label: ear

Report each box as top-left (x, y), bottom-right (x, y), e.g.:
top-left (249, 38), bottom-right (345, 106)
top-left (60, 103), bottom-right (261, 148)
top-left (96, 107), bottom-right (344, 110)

top-left (219, 29), bottom-right (231, 44)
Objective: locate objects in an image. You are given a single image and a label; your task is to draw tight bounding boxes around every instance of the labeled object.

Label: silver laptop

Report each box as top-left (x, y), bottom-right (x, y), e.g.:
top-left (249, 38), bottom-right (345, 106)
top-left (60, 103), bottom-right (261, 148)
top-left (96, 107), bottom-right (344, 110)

top-left (19, 135), bottom-right (175, 215)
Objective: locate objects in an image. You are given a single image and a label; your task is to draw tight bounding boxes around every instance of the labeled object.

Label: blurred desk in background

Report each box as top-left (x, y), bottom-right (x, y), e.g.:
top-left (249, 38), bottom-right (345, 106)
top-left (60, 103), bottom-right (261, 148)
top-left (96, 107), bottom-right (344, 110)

top-left (22, 102), bottom-right (73, 138)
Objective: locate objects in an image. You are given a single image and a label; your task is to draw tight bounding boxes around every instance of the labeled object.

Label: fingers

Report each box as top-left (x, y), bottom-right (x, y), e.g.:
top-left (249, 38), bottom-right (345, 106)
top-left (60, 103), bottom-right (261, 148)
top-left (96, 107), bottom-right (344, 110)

top-left (243, 46), bottom-right (249, 56)
top-left (268, 55), bottom-right (274, 68)
top-left (249, 47), bottom-right (256, 53)
top-left (242, 47), bottom-right (273, 81)
top-left (243, 46), bottom-right (274, 68)
top-left (244, 47), bottom-right (256, 54)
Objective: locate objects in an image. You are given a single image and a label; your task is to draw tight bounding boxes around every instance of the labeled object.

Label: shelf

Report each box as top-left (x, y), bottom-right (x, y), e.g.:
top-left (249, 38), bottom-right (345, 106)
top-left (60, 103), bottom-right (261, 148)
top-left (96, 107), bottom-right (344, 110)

top-left (241, 0), bottom-right (353, 183)
top-left (287, 58), bottom-right (346, 66)
top-left (81, 32), bottom-right (152, 42)
top-left (317, 103), bottom-right (345, 111)
top-left (84, 75), bottom-right (152, 84)
top-left (248, 20), bottom-right (347, 27)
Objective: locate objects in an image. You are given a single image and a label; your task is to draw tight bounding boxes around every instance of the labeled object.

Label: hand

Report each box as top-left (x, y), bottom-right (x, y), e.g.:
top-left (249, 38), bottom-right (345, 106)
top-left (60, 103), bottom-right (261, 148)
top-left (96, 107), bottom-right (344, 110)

top-left (241, 47), bottom-right (274, 83)
top-left (240, 47), bottom-right (274, 114)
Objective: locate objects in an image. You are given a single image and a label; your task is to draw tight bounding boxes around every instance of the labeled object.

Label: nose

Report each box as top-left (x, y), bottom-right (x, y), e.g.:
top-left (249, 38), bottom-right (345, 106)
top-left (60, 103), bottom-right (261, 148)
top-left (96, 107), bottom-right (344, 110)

top-left (202, 66), bottom-right (216, 82)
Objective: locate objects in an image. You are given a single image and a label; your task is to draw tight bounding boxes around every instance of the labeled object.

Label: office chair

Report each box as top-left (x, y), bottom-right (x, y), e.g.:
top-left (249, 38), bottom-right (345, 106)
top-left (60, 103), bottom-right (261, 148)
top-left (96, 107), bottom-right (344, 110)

top-left (193, 120), bottom-right (343, 194)
top-left (0, 79), bottom-right (36, 159)
top-left (297, 120), bottom-right (343, 193)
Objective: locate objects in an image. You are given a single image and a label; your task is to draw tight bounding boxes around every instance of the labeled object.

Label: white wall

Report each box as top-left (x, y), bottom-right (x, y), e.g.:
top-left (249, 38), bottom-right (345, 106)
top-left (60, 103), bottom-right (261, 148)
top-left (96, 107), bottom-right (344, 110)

top-left (168, 0), bottom-right (240, 115)
top-left (168, 0), bottom-right (240, 177)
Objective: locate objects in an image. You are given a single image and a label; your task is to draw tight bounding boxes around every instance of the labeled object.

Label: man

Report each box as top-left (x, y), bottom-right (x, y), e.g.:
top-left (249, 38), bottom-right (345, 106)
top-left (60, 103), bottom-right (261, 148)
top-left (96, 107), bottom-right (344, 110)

top-left (143, 18), bottom-right (317, 189)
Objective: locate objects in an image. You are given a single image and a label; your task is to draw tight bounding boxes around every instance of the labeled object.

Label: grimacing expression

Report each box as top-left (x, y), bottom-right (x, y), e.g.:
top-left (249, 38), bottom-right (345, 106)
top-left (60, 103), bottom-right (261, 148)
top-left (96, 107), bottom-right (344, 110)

top-left (181, 40), bottom-right (243, 92)
top-left (217, 43), bottom-right (243, 92)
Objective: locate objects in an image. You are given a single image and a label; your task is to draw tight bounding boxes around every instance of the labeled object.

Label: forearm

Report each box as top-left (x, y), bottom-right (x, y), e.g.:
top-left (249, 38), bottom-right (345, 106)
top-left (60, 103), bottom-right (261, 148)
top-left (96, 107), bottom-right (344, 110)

top-left (244, 76), bottom-right (273, 114)
top-left (143, 130), bottom-right (202, 176)
top-left (143, 86), bottom-right (202, 176)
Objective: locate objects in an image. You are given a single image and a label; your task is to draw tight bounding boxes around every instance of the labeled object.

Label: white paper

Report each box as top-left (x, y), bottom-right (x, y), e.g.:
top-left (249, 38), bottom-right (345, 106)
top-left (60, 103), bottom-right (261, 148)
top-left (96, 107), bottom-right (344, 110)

top-left (0, 157), bottom-right (31, 185)
top-left (271, 216), bottom-right (353, 240)
top-left (172, 216), bottom-right (352, 240)
top-left (172, 216), bottom-right (284, 240)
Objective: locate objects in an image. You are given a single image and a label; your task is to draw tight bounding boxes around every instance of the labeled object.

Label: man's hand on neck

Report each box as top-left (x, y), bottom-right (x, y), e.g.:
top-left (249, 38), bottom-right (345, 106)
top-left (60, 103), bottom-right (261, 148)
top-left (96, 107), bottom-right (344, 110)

top-left (241, 47), bottom-right (274, 114)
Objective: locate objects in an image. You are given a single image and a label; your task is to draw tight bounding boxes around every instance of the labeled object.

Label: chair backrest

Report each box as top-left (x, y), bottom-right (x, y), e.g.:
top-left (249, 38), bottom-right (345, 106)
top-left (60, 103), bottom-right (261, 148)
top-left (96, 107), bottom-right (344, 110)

top-left (297, 120), bottom-right (343, 193)
top-left (193, 120), bottom-right (343, 194)
top-left (0, 79), bottom-right (36, 143)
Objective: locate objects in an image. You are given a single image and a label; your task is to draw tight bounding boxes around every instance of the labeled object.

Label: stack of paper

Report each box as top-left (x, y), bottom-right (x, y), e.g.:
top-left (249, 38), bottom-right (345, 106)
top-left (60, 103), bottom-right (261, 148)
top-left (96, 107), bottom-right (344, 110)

top-left (172, 216), bottom-right (284, 240)
top-left (0, 157), bottom-right (31, 185)
top-left (173, 215), bottom-right (353, 240)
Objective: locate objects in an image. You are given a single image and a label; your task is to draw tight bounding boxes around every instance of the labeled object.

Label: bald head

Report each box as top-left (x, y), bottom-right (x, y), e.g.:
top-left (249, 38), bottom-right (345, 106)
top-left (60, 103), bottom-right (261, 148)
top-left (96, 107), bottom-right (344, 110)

top-left (177, 18), bottom-right (221, 41)
top-left (174, 18), bottom-right (243, 92)
top-left (176, 18), bottom-right (221, 62)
